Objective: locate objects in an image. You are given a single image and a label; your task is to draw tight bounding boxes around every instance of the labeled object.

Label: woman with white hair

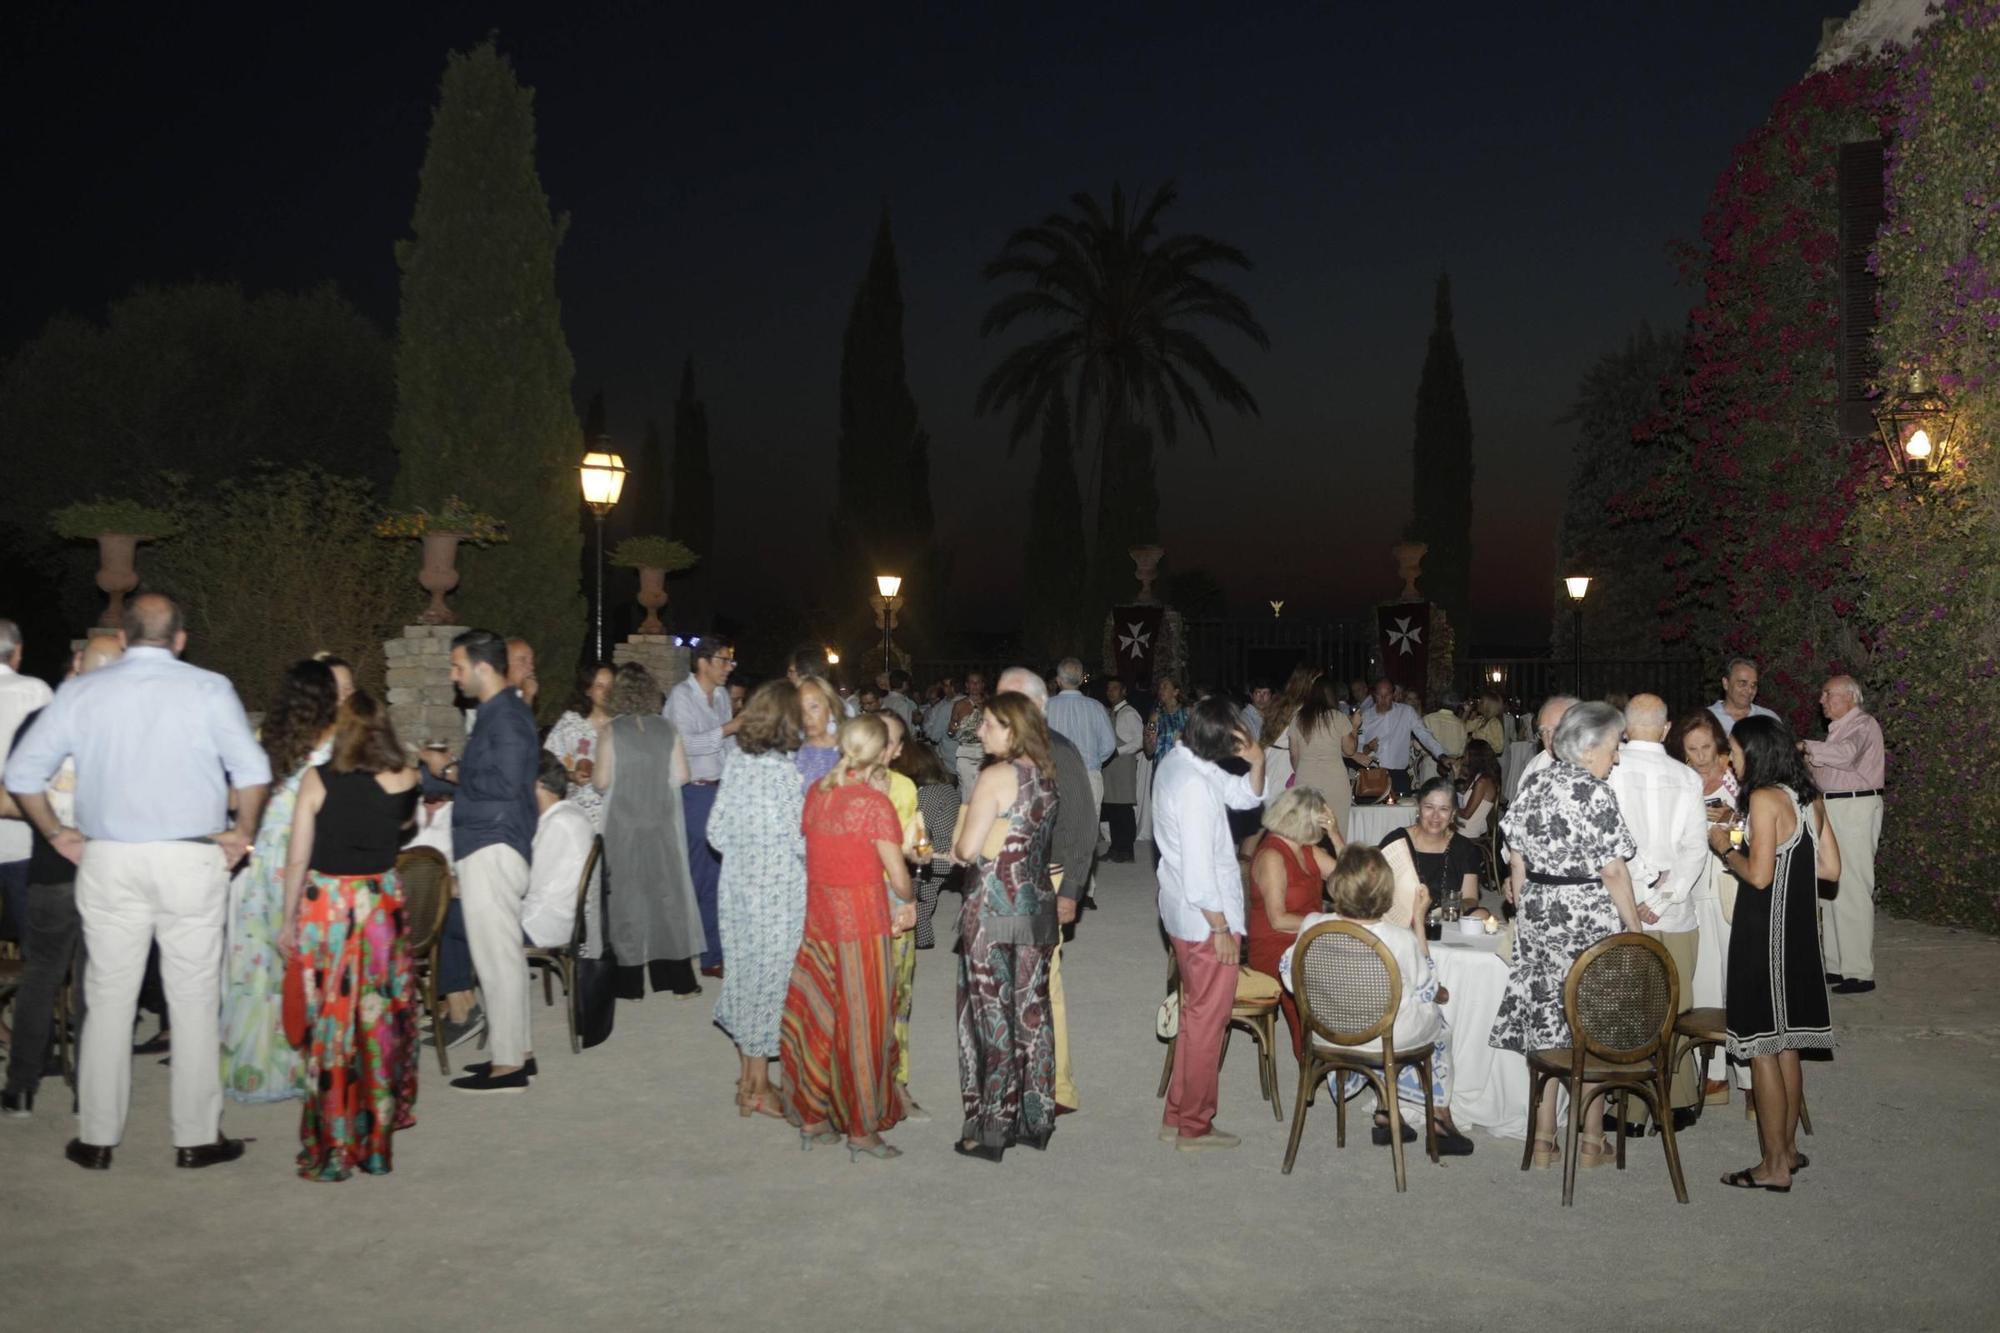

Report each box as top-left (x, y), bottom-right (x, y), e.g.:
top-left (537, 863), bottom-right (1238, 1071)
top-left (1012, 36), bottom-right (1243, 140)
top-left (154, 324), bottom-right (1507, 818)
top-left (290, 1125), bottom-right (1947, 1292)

top-left (1490, 700), bottom-right (1644, 1171)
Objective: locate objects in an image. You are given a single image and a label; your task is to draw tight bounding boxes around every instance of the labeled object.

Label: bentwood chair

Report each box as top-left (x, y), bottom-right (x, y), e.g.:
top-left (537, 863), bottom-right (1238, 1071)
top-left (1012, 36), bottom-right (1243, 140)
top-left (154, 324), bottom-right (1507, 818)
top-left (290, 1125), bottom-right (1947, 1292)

top-left (1281, 920), bottom-right (1439, 1187)
top-left (1523, 932), bottom-right (1688, 1205)
top-left (525, 836), bottom-right (603, 1056)
top-left (1155, 946), bottom-right (1285, 1122)
top-left (395, 846), bottom-right (454, 1076)
top-left (1670, 1007), bottom-right (1815, 1135)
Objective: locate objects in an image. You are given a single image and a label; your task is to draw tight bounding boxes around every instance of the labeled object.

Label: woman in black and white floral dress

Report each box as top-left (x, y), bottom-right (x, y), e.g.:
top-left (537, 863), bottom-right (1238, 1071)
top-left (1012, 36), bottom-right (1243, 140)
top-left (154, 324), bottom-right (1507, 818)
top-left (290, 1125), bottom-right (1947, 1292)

top-left (1491, 701), bottom-right (1643, 1170)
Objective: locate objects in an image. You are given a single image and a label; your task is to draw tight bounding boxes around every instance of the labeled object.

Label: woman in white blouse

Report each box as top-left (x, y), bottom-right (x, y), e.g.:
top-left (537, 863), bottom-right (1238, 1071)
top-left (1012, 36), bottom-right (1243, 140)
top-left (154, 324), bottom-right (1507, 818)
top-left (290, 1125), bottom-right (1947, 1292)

top-left (1282, 845), bottom-right (1473, 1155)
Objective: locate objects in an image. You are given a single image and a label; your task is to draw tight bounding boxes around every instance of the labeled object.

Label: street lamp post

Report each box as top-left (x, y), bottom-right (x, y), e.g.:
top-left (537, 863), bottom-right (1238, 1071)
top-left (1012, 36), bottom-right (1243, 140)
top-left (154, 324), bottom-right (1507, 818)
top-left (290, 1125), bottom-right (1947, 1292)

top-left (579, 444), bottom-right (628, 661)
top-left (871, 574), bottom-right (904, 672)
top-left (1564, 575), bottom-right (1592, 697)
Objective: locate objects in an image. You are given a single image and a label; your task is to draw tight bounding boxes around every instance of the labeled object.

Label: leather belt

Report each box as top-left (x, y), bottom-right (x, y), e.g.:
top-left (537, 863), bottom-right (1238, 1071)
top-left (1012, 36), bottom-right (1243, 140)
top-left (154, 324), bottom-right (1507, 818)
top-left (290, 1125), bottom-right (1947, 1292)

top-left (1823, 788), bottom-right (1881, 799)
top-left (1526, 870), bottom-right (1599, 886)
top-left (688, 779), bottom-right (720, 787)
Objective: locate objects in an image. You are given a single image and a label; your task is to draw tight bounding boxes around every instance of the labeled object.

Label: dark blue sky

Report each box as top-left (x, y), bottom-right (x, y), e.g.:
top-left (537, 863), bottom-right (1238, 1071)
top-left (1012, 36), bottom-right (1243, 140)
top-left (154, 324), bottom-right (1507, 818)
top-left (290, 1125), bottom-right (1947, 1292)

top-left (5, 2), bottom-right (1843, 643)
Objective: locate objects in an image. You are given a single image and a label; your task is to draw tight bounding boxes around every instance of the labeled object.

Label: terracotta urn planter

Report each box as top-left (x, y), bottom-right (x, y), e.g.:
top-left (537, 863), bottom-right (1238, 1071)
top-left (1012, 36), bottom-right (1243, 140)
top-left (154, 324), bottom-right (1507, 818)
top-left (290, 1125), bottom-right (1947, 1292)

top-left (635, 566), bottom-right (669, 634)
top-left (417, 532), bottom-right (465, 625)
top-left (94, 534), bottom-right (141, 628)
top-left (1128, 544), bottom-right (1165, 602)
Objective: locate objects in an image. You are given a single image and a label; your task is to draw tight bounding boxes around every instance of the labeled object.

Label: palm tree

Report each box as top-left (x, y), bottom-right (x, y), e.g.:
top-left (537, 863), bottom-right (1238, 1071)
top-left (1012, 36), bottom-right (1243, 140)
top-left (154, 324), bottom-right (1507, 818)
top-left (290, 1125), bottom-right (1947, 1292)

top-left (976, 182), bottom-right (1269, 539)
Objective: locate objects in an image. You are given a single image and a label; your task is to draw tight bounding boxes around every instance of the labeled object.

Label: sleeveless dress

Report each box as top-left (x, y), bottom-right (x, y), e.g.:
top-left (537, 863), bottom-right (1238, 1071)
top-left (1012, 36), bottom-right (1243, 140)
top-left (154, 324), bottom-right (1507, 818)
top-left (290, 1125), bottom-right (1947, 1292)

top-left (1290, 715), bottom-right (1354, 825)
top-left (220, 739), bottom-right (330, 1104)
top-left (601, 714), bottom-right (704, 984)
top-left (781, 781), bottom-right (905, 1137)
top-left (1246, 834), bottom-right (1321, 1054)
top-left (1726, 787), bottom-right (1834, 1058)
top-left (955, 757), bottom-right (1059, 1151)
top-left (295, 767), bottom-right (419, 1182)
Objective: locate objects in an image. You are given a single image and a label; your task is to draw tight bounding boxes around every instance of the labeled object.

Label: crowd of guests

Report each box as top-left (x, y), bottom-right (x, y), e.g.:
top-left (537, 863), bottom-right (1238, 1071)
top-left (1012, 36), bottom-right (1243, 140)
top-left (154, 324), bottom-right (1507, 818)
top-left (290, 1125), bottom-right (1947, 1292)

top-left (0, 607), bottom-right (1883, 1195)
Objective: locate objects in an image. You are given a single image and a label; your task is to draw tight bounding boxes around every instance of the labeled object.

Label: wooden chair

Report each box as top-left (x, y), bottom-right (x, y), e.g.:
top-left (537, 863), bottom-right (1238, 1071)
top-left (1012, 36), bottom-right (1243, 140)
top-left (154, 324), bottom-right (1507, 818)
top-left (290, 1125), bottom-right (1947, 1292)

top-left (1522, 932), bottom-right (1688, 1205)
top-left (1280, 920), bottom-right (1439, 1187)
top-left (1155, 947), bottom-right (1285, 1122)
top-left (1671, 1006), bottom-right (1814, 1134)
top-left (526, 837), bottom-right (603, 1056)
top-left (395, 846), bottom-right (454, 1076)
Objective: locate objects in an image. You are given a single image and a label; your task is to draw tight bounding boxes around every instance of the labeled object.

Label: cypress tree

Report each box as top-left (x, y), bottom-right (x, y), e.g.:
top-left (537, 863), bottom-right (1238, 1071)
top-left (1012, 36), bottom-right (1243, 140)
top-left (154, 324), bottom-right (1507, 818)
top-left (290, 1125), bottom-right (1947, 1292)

top-left (669, 358), bottom-right (715, 631)
top-left (582, 389), bottom-right (607, 444)
top-left (1024, 386), bottom-right (1086, 660)
top-left (390, 40), bottom-right (584, 686)
top-left (829, 209), bottom-right (936, 663)
top-left (1406, 272), bottom-right (1474, 622)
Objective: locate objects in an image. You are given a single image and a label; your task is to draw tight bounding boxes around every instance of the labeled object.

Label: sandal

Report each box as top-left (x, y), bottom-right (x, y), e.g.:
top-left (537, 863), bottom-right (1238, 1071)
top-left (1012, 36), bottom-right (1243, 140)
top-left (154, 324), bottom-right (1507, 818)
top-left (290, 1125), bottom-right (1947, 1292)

top-left (1792, 1154), bottom-right (1810, 1172)
top-left (1721, 1167), bottom-right (1791, 1193)
top-left (1531, 1136), bottom-right (1559, 1169)
top-left (1577, 1138), bottom-right (1615, 1169)
top-left (745, 1091), bottom-right (786, 1120)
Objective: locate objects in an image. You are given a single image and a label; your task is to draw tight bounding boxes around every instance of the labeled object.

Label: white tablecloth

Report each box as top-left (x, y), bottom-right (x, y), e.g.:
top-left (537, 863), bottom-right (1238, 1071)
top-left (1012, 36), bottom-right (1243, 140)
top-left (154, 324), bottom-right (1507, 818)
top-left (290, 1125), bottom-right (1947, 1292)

top-left (1500, 740), bottom-right (1538, 802)
top-left (1345, 802), bottom-right (1417, 847)
top-left (1432, 935), bottom-right (1529, 1140)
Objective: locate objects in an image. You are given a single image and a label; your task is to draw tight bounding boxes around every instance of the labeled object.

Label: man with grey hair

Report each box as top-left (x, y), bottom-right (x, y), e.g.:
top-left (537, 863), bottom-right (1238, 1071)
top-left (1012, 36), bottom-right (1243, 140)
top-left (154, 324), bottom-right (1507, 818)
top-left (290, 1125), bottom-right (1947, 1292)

top-left (1607, 692), bottom-right (1709, 1123)
top-left (1803, 674), bottom-right (1885, 994)
top-left (0, 618), bottom-right (54, 948)
top-left (1516, 694), bottom-right (1579, 792)
top-left (1044, 658), bottom-right (1114, 871)
top-left (1710, 656), bottom-right (1779, 736)
top-left (5, 594), bottom-right (270, 1169)
top-left (997, 665), bottom-right (1095, 1114)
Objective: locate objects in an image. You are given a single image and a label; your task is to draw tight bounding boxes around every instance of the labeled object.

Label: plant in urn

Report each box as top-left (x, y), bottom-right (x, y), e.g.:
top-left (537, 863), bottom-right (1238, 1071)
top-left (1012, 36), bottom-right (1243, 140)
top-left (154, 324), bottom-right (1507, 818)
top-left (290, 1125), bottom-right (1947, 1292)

top-left (376, 497), bottom-right (508, 626)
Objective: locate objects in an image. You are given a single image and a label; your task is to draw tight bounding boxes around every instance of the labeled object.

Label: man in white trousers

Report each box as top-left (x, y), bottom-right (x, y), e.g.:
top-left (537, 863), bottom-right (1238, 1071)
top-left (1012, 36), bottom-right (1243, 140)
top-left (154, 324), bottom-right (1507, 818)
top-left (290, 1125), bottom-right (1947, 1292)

top-left (421, 629), bottom-right (542, 1093)
top-left (5, 594), bottom-right (269, 1170)
top-left (1803, 675), bottom-right (1885, 995)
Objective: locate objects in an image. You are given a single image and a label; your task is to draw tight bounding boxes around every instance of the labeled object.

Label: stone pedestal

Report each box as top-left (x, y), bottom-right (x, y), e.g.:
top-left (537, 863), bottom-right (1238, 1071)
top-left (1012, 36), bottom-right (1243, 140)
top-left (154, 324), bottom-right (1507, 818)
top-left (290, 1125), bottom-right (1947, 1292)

top-left (613, 634), bottom-right (689, 693)
top-left (384, 624), bottom-right (467, 755)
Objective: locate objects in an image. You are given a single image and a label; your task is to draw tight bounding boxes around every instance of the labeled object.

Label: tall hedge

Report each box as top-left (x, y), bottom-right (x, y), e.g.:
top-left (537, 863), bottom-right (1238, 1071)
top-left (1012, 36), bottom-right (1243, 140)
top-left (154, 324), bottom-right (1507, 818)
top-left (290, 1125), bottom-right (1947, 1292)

top-left (390, 40), bottom-right (584, 691)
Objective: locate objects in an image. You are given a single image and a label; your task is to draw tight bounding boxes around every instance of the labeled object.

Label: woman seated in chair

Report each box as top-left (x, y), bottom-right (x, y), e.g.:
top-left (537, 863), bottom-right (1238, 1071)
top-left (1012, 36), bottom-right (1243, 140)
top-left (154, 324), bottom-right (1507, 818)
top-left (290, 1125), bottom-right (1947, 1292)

top-left (1455, 740), bottom-right (1501, 840)
top-left (1246, 787), bottom-right (1341, 1057)
top-left (1280, 846), bottom-right (1474, 1156)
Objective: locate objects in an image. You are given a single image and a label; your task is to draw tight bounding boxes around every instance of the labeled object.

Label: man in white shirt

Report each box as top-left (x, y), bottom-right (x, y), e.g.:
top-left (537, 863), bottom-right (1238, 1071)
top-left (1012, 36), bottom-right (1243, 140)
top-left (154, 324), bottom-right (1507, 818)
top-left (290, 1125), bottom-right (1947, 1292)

top-left (1101, 678), bottom-right (1145, 862)
top-left (666, 639), bottom-right (739, 975)
top-left (1241, 680), bottom-right (1273, 743)
top-left (0, 619), bottom-right (55, 944)
top-left (879, 669), bottom-right (919, 730)
top-left (1709, 657), bottom-right (1779, 736)
top-left (922, 677), bottom-right (961, 770)
top-left (1356, 679), bottom-right (1446, 797)
top-left (1518, 695), bottom-right (1579, 790)
top-left (1607, 693), bottom-right (1709, 1123)
top-left (522, 753), bottom-right (595, 948)
top-left (1154, 697), bottom-right (1265, 1150)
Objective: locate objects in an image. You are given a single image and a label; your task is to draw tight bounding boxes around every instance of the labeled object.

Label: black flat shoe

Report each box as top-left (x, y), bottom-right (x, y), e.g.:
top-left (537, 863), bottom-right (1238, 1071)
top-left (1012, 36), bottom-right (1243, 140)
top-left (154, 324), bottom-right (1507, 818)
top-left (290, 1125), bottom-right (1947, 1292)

top-left (65, 1139), bottom-right (112, 1170)
top-left (1832, 978), bottom-right (1876, 994)
top-left (1432, 1125), bottom-right (1476, 1157)
top-left (1824, 971), bottom-right (1844, 985)
top-left (175, 1136), bottom-right (246, 1169)
top-left (1371, 1117), bottom-right (1417, 1145)
top-left (132, 1032), bottom-right (172, 1056)
top-left (1721, 1167), bottom-right (1790, 1193)
top-left (460, 1057), bottom-right (538, 1078)
top-left (953, 1140), bottom-right (1005, 1163)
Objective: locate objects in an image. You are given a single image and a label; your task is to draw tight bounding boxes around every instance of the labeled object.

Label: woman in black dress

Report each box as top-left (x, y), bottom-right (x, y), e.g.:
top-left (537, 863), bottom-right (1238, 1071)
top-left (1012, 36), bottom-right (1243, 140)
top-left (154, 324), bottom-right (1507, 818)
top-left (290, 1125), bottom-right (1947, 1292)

top-left (1708, 716), bottom-right (1841, 1193)
top-left (1382, 777), bottom-right (1487, 916)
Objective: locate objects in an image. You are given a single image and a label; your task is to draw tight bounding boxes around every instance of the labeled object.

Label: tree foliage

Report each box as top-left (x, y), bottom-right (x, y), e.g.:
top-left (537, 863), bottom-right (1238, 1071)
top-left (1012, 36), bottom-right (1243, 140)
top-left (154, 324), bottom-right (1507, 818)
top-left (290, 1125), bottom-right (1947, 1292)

top-left (146, 466), bottom-right (406, 704)
top-left (669, 359), bottom-right (717, 632)
top-left (829, 212), bottom-right (942, 661)
top-left (1850, 2), bottom-right (2000, 933)
top-left (1023, 386), bottom-right (1088, 661)
top-left (1406, 273), bottom-right (1474, 622)
top-left (1551, 323), bottom-right (1685, 660)
top-left (0, 281), bottom-right (393, 537)
top-left (976, 181), bottom-right (1266, 620)
top-left (389, 39), bottom-right (584, 697)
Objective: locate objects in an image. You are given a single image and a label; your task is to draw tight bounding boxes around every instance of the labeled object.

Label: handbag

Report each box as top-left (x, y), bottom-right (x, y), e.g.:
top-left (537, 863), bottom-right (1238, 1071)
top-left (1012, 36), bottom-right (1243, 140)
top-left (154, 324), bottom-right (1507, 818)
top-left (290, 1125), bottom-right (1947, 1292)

top-left (1354, 764), bottom-right (1392, 805)
top-left (281, 956), bottom-right (310, 1048)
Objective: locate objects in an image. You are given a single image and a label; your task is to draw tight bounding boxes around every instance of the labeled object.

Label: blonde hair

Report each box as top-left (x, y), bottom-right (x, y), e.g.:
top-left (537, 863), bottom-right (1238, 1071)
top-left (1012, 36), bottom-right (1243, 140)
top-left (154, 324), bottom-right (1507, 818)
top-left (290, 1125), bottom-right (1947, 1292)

top-left (1261, 786), bottom-right (1329, 845)
top-left (1329, 845), bottom-right (1395, 920)
top-left (821, 714), bottom-right (890, 793)
top-left (797, 675), bottom-right (843, 738)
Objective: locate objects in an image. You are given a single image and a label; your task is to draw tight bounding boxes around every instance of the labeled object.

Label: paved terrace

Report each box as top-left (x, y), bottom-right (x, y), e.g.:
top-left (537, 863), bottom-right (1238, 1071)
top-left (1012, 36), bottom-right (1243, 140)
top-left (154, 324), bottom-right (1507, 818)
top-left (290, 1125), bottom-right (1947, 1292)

top-left (4, 858), bottom-right (1996, 1330)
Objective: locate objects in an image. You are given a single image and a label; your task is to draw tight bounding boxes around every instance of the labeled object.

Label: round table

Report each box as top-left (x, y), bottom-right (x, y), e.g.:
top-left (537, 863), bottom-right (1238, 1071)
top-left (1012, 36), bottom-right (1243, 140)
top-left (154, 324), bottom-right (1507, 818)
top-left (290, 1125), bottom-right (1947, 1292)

top-left (1344, 802), bottom-right (1417, 847)
top-left (1430, 931), bottom-right (1529, 1140)
top-left (1500, 740), bottom-right (1538, 802)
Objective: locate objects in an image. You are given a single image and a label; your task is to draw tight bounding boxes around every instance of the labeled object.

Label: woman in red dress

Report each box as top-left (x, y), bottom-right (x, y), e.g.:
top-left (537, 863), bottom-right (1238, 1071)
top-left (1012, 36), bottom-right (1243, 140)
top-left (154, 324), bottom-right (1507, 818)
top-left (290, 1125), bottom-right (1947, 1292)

top-left (780, 715), bottom-right (917, 1161)
top-left (1246, 787), bottom-right (1341, 1054)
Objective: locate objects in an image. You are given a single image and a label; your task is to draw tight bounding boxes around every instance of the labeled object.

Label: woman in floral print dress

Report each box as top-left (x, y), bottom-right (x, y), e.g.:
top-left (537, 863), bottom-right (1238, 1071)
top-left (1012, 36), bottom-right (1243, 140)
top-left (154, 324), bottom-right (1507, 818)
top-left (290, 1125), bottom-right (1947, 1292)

top-left (220, 659), bottom-right (338, 1104)
top-left (279, 692), bottom-right (421, 1182)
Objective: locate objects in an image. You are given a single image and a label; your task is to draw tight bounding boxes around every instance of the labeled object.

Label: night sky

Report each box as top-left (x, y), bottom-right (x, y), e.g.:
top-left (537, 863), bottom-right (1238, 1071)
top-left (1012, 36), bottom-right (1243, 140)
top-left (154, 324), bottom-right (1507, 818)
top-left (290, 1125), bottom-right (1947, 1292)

top-left (5, 3), bottom-right (1842, 645)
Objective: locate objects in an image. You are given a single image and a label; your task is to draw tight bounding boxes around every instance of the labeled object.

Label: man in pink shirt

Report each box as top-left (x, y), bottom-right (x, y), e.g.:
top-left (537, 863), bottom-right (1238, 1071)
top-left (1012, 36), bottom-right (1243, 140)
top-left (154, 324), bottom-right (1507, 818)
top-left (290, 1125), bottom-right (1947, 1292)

top-left (1801, 675), bottom-right (1884, 993)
